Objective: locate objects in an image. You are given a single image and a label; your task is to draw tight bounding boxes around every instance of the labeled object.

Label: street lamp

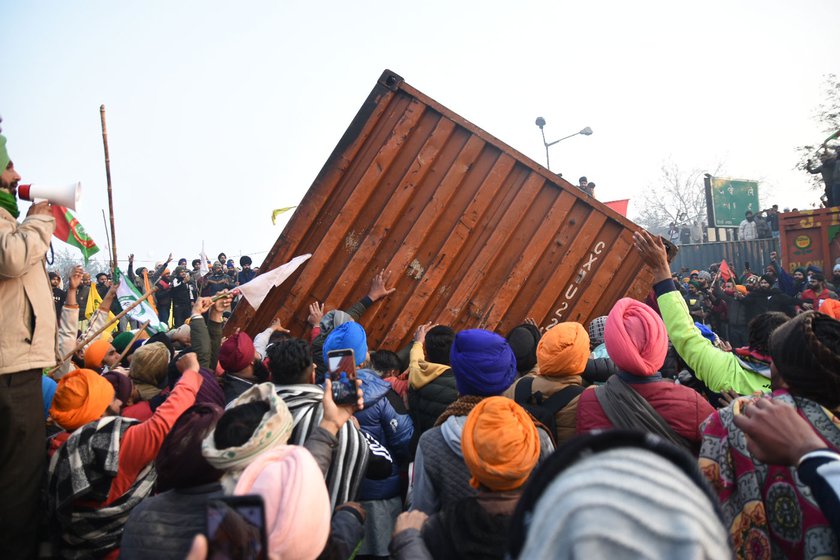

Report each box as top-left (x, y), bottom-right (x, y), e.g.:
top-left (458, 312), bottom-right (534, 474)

top-left (535, 117), bottom-right (593, 171)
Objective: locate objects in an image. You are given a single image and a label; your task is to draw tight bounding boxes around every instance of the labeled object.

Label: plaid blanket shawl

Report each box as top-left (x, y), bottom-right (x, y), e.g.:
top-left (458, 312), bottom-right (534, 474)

top-left (47, 416), bottom-right (158, 558)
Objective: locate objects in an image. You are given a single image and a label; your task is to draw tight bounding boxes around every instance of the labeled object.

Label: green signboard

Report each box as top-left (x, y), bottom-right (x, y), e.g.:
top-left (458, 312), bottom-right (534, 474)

top-left (708, 177), bottom-right (760, 227)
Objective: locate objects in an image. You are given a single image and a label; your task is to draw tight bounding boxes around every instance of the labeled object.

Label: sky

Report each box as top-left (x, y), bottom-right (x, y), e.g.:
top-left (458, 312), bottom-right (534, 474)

top-left (3, 0), bottom-right (839, 269)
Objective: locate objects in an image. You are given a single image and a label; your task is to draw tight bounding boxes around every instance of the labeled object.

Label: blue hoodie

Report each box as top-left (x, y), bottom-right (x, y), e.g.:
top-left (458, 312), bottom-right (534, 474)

top-left (354, 369), bottom-right (414, 500)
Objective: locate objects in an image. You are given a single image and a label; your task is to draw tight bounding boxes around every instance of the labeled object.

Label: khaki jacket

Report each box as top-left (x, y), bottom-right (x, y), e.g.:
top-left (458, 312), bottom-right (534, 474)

top-left (0, 208), bottom-right (57, 375)
top-left (504, 373), bottom-right (583, 446)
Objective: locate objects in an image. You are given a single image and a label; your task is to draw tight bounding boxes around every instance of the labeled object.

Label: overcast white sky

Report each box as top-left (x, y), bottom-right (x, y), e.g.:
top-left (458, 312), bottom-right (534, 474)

top-left (3, 0), bottom-right (838, 269)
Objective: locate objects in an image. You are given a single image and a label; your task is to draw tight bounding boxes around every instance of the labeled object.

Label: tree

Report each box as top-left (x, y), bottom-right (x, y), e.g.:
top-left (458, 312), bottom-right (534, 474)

top-left (47, 245), bottom-right (109, 283)
top-left (796, 74), bottom-right (840, 193)
top-left (634, 160), bottom-right (723, 235)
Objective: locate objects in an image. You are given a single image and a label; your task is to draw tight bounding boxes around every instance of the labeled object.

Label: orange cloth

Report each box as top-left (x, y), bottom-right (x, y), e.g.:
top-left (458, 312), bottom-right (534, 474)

top-left (461, 396), bottom-right (539, 491)
top-left (536, 322), bottom-right (590, 376)
top-left (735, 285), bottom-right (748, 295)
top-left (85, 339), bottom-right (113, 369)
top-left (49, 369), bottom-right (115, 431)
top-left (820, 298), bottom-right (840, 320)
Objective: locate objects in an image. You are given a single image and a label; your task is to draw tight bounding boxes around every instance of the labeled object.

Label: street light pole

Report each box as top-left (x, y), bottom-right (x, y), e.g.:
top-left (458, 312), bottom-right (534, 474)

top-left (535, 117), bottom-right (592, 171)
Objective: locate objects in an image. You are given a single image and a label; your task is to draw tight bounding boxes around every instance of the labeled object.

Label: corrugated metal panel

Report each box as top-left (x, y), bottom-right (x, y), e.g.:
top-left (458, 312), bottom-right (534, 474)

top-left (779, 208), bottom-right (840, 273)
top-left (670, 239), bottom-right (779, 274)
top-left (226, 70), bottom-right (655, 349)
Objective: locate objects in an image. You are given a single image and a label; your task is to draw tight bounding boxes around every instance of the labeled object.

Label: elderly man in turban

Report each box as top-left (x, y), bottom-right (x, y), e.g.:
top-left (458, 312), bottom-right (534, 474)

top-left (391, 397), bottom-right (540, 559)
top-left (411, 329), bottom-right (554, 515)
top-left (576, 297), bottom-right (714, 454)
top-left (47, 353), bottom-right (205, 558)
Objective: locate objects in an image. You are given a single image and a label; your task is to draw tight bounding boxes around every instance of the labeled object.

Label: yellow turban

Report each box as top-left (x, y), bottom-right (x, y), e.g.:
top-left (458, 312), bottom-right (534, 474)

top-left (461, 397), bottom-right (539, 491)
top-left (536, 322), bottom-right (590, 376)
top-left (49, 369), bottom-right (115, 431)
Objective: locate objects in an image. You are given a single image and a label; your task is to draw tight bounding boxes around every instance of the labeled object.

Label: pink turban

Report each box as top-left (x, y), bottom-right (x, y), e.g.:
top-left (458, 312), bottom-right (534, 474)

top-left (233, 446), bottom-right (330, 559)
top-left (604, 298), bottom-right (668, 376)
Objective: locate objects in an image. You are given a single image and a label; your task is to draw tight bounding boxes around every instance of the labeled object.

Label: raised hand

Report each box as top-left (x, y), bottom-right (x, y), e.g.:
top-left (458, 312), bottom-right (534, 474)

top-left (367, 270), bottom-right (396, 302)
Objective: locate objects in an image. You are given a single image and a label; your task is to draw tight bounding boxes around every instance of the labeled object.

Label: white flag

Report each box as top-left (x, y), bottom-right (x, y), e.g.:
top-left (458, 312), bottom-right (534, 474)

top-left (114, 268), bottom-right (169, 334)
top-left (199, 241), bottom-right (209, 277)
top-left (238, 254), bottom-right (311, 311)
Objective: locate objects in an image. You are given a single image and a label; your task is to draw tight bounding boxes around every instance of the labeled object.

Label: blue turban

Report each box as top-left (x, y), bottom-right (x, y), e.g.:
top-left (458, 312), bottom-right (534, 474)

top-left (450, 329), bottom-right (517, 396)
top-left (694, 322), bottom-right (718, 345)
top-left (42, 375), bottom-right (57, 419)
top-left (323, 322), bottom-right (368, 366)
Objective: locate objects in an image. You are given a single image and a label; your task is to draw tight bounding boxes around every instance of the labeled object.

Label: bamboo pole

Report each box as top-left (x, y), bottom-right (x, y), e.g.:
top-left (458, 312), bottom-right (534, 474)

top-left (100, 105), bottom-right (118, 269)
top-left (47, 288), bottom-right (157, 376)
top-left (115, 320), bottom-right (151, 364)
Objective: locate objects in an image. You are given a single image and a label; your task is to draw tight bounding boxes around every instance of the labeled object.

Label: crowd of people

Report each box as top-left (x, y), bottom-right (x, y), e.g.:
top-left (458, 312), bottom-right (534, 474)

top-left (3, 128), bottom-right (840, 560)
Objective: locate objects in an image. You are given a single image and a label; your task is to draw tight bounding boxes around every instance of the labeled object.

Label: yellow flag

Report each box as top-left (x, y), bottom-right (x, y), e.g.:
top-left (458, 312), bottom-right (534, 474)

top-left (85, 285), bottom-right (118, 337)
top-left (85, 285), bottom-right (102, 319)
top-left (271, 206), bottom-right (297, 225)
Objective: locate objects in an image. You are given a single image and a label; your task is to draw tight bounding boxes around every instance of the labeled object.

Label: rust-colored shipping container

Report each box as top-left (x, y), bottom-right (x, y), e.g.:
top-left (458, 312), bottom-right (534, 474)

top-left (779, 207), bottom-right (840, 273)
top-left (226, 70), bottom-right (656, 349)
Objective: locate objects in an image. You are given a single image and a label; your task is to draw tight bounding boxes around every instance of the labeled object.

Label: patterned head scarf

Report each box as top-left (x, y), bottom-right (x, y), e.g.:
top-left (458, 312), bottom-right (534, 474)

top-left (202, 382), bottom-right (294, 492)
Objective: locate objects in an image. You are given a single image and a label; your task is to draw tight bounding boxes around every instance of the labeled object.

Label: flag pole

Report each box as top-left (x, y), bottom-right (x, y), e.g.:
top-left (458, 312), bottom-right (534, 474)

top-left (101, 209), bottom-right (113, 270)
top-left (100, 105), bottom-right (118, 271)
top-left (47, 288), bottom-right (157, 377)
top-left (114, 320), bottom-right (151, 364)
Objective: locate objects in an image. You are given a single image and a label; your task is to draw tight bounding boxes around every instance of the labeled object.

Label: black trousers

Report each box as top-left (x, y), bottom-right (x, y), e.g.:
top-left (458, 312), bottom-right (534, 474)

top-left (173, 303), bottom-right (191, 328)
top-left (0, 370), bottom-right (45, 559)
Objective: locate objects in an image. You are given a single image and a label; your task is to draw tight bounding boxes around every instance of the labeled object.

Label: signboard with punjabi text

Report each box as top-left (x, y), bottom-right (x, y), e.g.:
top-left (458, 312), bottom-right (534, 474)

top-left (708, 177), bottom-right (760, 227)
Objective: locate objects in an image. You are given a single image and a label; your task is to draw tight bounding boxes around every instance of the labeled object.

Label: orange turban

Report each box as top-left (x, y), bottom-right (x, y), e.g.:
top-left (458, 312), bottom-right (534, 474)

top-left (536, 322), bottom-right (589, 376)
top-left (820, 299), bottom-right (840, 320)
top-left (84, 339), bottom-right (113, 369)
top-left (49, 369), bottom-right (115, 431)
top-left (461, 396), bottom-right (539, 491)
top-left (735, 285), bottom-right (747, 295)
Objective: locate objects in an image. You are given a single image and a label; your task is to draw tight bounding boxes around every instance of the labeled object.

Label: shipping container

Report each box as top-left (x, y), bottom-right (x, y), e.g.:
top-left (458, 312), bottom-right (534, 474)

top-left (779, 208), bottom-right (840, 273)
top-left (225, 70), bottom-right (657, 349)
top-left (670, 238), bottom-right (778, 276)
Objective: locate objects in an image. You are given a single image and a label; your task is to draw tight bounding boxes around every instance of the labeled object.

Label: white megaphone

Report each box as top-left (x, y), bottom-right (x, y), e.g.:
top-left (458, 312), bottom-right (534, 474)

top-left (18, 182), bottom-right (81, 210)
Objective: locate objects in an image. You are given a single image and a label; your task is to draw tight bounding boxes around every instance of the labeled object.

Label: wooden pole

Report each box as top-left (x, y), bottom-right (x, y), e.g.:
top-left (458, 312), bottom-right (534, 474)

top-left (115, 320), bottom-right (151, 364)
top-left (101, 209), bottom-right (113, 270)
top-left (100, 105), bottom-right (118, 269)
top-left (47, 288), bottom-right (157, 376)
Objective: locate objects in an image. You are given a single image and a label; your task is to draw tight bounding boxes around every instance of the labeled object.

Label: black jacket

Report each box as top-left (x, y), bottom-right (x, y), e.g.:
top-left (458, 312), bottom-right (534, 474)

top-left (407, 370), bottom-right (458, 456)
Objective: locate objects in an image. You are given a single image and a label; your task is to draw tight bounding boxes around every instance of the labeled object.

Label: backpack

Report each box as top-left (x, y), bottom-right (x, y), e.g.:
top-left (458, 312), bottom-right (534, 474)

top-left (513, 377), bottom-right (583, 441)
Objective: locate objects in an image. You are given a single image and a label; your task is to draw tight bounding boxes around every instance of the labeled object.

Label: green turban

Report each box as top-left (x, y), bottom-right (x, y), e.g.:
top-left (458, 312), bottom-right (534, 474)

top-left (0, 135), bottom-right (9, 173)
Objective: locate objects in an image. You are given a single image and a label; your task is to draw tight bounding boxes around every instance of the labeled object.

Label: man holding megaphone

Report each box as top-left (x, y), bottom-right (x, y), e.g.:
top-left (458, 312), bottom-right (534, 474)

top-left (0, 125), bottom-right (57, 559)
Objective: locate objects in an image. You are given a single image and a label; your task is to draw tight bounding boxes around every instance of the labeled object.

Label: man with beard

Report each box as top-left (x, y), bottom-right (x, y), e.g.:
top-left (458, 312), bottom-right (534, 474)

top-left (202, 261), bottom-right (234, 297)
top-left (49, 271), bottom-right (66, 317)
top-left (0, 128), bottom-right (57, 559)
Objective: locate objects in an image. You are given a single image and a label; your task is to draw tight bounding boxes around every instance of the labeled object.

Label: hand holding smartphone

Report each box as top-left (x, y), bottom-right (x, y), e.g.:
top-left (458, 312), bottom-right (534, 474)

top-left (206, 495), bottom-right (268, 560)
top-left (327, 348), bottom-right (357, 405)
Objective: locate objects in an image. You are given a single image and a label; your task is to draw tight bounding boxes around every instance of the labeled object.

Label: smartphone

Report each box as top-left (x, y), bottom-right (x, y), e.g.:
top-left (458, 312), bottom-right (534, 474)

top-left (327, 348), bottom-right (357, 405)
top-left (206, 495), bottom-right (268, 560)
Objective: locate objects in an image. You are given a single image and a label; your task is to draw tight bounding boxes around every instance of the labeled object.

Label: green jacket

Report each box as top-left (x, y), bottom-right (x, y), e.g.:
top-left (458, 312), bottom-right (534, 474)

top-left (658, 288), bottom-right (770, 395)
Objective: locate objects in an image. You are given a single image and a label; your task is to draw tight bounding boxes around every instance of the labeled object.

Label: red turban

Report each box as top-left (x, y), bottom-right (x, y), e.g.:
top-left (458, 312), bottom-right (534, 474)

top-left (219, 332), bottom-right (256, 373)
